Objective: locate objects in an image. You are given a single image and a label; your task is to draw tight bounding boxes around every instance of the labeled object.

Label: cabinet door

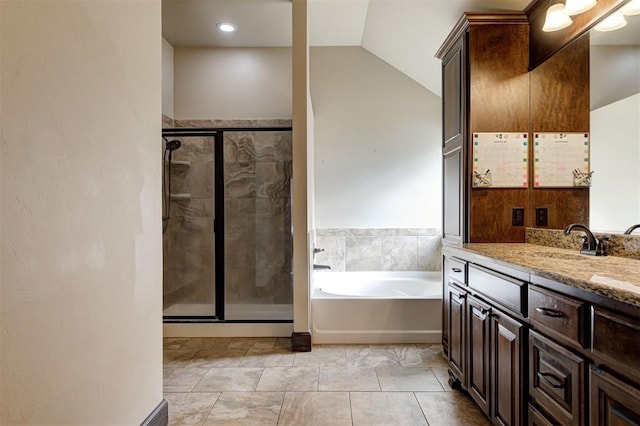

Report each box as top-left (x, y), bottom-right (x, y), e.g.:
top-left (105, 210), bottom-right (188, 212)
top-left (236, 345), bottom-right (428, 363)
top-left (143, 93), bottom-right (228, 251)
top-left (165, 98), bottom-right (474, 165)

top-left (468, 295), bottom-right (492, 416)
top-left (491, 308), bottom-right (525, 426)
top-left (443, 147), bottom-right (464, 243)
top-left (448, 284), bottom-right (467, 386)
top-left (590, 367), bottom-right (640, 426)
top-left (442, 256), bottom-right (450, 356)
top-left (442, 38), bottom-right (464, 146)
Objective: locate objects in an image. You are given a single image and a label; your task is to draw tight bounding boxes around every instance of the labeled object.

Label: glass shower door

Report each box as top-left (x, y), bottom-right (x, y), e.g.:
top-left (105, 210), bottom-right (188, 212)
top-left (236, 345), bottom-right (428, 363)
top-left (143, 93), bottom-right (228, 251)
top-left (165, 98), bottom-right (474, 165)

top-left (223, 130), bottom-right (293, 321)
top-left (162, 134), bottom-right (216, 318)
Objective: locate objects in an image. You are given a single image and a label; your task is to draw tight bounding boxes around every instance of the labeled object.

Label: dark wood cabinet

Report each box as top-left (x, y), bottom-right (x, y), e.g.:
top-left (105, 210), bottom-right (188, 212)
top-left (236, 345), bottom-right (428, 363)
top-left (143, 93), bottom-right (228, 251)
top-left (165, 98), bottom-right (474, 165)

top-left (442, 255), bottom-right (467, 356)
top-left (467, 294), bottom-right (492, 416)
top-left (437, 12), bottom-right (530, 244)
top-left (491, 307), bottom-right (525, 426)
top-left (529, 330), bottom-right (585, 426)
top-left (590, 367), bottom-right (640, 426)
top-left (448, 283), bottom-right (467, 387)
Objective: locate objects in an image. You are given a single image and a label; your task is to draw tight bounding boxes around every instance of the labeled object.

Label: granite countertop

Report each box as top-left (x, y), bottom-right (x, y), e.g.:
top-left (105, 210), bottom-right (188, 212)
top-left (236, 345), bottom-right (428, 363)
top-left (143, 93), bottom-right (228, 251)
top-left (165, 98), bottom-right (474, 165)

top-left (452, 243), bottom-right (640, 308)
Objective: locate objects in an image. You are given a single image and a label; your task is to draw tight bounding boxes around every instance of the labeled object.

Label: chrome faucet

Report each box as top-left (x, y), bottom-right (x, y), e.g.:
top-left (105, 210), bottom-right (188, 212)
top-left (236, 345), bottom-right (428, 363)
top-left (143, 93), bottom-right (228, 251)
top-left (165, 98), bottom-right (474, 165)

top-left (563, 223), bottom-right (606, 256)
top-left (624, 224), bottom-right (640, 235)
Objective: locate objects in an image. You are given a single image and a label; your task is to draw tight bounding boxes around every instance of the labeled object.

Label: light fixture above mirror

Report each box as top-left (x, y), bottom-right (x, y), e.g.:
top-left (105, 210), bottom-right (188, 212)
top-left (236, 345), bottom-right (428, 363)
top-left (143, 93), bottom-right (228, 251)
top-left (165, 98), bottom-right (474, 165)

top-left (565, 0), bottom-right (597, 15)
top-left (543, 3), bottom-right (573, 32)
top-left (593, 11), bottom-right (628, 31)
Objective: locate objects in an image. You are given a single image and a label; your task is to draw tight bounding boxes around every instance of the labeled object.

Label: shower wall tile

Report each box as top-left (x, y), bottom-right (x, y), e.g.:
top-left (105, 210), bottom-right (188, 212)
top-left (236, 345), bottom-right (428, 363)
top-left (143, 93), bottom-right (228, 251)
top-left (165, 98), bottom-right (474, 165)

top-left (174, 119), bottom-right (292, 129)
top-left (254, 132), bottom-right (292, 161)
top-left (224, 162), bottom-right (256, 198)
top-left (314, 229), bottom-right (442, 272)
top-left (314, 236), bottom-right (346, 272)
top-left (418, 236), bottom-right (443, 271)
top-left (256, 162), bottom-right (291, 199)
top-left (162, 114), bottom-right (174, 128)
top-left (346, 236), bottom-right (382, 271)
top-left (224, 133), bottom-right (256, 163)
top-left (172, 198), bottom-right (214, 219)
top-left (381, 236), bottom-right (418, 271)
top-left (187, 162), bottom-right (214, 199)
top-left (173, 137), bottom-right (207, 163)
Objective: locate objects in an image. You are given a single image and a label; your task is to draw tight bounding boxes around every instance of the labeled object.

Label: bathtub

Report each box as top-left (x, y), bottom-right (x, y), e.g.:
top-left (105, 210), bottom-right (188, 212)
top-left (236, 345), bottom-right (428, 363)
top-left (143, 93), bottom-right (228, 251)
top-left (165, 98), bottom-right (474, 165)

top-left (311, 271), bottom-right (442, 344)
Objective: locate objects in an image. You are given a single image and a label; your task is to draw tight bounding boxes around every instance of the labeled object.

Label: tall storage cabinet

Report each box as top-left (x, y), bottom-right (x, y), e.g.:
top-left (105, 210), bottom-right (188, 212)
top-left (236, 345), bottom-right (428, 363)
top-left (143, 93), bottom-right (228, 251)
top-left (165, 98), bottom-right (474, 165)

top-left (436, 13), bottom-right (530, 245)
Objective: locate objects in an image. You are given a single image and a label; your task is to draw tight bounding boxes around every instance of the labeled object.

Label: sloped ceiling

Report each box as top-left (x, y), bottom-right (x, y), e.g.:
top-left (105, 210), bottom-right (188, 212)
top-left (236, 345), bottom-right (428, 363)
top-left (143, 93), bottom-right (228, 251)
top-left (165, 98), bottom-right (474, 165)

top-left (162, 0), bottom-right (533, 96)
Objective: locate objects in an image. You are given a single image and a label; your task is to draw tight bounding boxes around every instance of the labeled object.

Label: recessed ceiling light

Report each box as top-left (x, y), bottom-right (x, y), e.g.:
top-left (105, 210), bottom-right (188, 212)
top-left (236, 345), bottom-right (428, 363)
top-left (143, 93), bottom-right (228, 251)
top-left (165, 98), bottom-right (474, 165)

top-left (217, 22), bottom-right (236, 33)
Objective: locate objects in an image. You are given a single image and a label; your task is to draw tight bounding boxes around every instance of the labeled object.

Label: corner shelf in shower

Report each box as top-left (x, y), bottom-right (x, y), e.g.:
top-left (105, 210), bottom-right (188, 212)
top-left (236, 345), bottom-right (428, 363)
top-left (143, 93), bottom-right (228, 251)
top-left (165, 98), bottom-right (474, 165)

top-left (170, 193), bottom-right (192, 200)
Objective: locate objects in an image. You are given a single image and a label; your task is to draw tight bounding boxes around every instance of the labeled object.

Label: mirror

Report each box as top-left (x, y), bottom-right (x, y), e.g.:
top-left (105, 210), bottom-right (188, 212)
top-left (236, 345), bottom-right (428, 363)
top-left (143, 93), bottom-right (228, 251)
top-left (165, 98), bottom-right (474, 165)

top-left (589, 12), bottom-right (640, 233)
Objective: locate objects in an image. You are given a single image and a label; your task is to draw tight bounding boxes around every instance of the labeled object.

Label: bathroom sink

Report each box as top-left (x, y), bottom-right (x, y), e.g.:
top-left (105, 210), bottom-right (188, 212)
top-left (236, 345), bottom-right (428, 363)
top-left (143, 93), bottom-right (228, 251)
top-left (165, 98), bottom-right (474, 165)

top-left (527, 252), bottom-right (589, 261)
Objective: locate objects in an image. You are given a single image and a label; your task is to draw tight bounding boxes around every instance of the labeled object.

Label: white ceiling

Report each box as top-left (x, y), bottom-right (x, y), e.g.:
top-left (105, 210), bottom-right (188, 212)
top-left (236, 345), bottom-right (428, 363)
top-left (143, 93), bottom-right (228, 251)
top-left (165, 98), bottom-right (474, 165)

top-left (162, 0), bottom-right (534, 96)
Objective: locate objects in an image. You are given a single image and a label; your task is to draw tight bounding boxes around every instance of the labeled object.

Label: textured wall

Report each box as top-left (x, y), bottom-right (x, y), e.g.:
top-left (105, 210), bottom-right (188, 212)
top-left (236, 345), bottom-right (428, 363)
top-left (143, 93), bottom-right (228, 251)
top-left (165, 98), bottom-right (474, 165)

top-left (0, 1), bottom-right (162, 424)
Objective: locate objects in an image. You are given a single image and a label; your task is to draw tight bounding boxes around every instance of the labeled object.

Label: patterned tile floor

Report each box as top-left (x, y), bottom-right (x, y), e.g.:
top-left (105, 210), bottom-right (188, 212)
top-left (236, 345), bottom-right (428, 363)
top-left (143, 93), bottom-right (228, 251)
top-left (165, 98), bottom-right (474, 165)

top-left (163, 337), bottom-right (491, 425)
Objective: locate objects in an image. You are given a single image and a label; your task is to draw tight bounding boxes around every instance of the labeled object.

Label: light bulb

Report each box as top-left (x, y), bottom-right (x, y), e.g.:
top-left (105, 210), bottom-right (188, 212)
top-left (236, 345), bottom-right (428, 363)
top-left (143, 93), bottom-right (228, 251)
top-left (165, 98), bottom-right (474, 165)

top-left (593, 12), bottom-right (627, 31)
top-left (542, 4), bottom-right (573, 32)
top-left (620, 0), bottom-right (640, 16)
top-left (217, 22), bottom-right (236, 33)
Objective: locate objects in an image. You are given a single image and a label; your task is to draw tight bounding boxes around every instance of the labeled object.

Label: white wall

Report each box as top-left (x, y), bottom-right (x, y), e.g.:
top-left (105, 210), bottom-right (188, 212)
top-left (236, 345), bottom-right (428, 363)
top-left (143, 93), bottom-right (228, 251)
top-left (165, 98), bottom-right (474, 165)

top-left (590, 93), bottom-right (640, 233)
top-left (173, 47), bottom-right (292, 119)
top-left (0, 1), bottom-right (163, 424)
top-left (310, 46), bottom-right (442, 229)
top-left (162, 37), bottom-right (175, 118)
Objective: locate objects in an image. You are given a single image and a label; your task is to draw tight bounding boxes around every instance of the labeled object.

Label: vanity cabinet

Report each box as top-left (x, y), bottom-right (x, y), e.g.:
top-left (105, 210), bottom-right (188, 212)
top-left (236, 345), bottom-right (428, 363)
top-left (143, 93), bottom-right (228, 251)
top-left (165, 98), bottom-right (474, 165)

top-left (444, 256), bottom-right (526, 425)
top-left (443, 245), bottom-right (640, 426)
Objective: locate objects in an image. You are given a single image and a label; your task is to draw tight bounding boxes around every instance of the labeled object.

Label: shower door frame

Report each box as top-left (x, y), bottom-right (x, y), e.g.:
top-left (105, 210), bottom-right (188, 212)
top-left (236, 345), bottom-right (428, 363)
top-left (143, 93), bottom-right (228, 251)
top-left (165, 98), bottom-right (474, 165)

top-left (162, 126), bottom-right (293, 324)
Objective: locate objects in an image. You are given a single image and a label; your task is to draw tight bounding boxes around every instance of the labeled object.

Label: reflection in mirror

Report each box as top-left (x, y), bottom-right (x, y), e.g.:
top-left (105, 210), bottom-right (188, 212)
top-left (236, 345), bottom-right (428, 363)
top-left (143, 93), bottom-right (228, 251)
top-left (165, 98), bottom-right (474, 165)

top-left (589, 12), bottom-right (640, 233)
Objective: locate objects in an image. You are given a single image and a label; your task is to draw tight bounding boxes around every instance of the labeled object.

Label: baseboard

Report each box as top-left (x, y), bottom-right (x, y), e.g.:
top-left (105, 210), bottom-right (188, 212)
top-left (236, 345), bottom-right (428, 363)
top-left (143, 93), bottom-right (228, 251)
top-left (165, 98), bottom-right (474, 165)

top-left (291, 331), bottom-right (312, 352)
top-left (311, 329), bottom-right (442, 345)
top-left (140, 399), bottom-right (168, 426)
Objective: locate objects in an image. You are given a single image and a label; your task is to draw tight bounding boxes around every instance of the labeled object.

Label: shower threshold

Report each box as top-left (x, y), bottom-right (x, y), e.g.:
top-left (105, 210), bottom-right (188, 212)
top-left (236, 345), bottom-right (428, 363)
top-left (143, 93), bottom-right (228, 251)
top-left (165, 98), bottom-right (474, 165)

top-left (163, 303), bottom-right (293, 322)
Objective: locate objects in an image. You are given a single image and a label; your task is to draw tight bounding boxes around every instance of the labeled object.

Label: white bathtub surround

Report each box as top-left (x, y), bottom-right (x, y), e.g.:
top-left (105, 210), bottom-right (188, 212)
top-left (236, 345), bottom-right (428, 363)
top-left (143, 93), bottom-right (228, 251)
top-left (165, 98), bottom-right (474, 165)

top-left (315, 228), bottom-right (442, 272)
top-left (311, 271), bottom-right (442, 344)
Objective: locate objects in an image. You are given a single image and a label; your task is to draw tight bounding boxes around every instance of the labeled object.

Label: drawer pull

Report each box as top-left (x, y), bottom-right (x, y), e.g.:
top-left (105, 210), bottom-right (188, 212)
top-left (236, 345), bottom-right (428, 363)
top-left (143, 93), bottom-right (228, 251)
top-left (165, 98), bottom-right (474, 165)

top-left (473, 307), bottom-right (491, 320)
top-left (452, 268), bottom-right (462, 273)
top-left (539, 372), bottom-right (564, 389)
top-left (535, 307), bottom-right (564, 318)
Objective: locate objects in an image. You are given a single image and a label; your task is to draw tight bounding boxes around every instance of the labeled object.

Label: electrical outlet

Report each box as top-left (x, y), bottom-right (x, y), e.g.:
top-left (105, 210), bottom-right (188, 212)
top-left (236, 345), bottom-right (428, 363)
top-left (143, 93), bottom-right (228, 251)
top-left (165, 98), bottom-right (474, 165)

top-left (512, 208), bottom-right (525, 226)
top-left (536, 208), bottom-right (548, 227)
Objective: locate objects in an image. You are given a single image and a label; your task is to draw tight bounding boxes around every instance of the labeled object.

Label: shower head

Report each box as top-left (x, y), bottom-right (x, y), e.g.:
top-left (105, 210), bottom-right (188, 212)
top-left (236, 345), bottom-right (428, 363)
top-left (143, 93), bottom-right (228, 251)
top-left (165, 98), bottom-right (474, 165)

top-left (165, 139), bottom-right (182, 151)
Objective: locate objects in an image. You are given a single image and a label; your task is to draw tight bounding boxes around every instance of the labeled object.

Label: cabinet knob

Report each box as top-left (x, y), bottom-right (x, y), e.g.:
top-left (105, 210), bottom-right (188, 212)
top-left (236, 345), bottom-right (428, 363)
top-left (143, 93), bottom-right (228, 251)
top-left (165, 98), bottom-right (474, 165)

top-left (452, 268), bottom-right (462, 273)
top-left (535, 307), bottom-right (564, 318)
top-left (457, 293), bottom-right (466, 300)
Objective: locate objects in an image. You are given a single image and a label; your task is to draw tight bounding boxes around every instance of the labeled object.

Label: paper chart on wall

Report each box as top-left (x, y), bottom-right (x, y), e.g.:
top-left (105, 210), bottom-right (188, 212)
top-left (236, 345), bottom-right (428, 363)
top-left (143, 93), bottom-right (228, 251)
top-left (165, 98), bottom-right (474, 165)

top-left (472, 132), bottom-right (528, 188)
top-left (534, 133), bottom-right (590, 187)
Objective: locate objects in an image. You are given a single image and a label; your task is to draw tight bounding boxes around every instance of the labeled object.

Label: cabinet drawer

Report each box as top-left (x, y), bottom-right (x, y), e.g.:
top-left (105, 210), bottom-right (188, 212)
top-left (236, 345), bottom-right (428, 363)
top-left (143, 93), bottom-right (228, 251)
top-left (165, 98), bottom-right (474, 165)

top-left (528, 286), bottom-right (586, 348)
top-left (529, 330), bottom-right (585, 426)
top-left (445, 257), bottom-right (467, 285)
top-left (468, 264), bottom-right (525, 316)
top-left (592, 306), bottom-right (640, 383)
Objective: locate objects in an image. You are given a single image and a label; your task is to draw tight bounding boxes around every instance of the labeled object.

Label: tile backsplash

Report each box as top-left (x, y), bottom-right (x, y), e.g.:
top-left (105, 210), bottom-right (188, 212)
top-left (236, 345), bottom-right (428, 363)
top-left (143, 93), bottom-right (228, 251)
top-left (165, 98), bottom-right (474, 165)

top-left (314, 228), bottom-right (442, 272)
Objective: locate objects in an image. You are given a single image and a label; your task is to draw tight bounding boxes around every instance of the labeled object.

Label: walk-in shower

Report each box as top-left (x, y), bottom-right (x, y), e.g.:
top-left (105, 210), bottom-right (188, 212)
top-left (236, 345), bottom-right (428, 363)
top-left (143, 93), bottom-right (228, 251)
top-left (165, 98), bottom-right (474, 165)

top-left (162, 126), bottom-right (293, 323)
